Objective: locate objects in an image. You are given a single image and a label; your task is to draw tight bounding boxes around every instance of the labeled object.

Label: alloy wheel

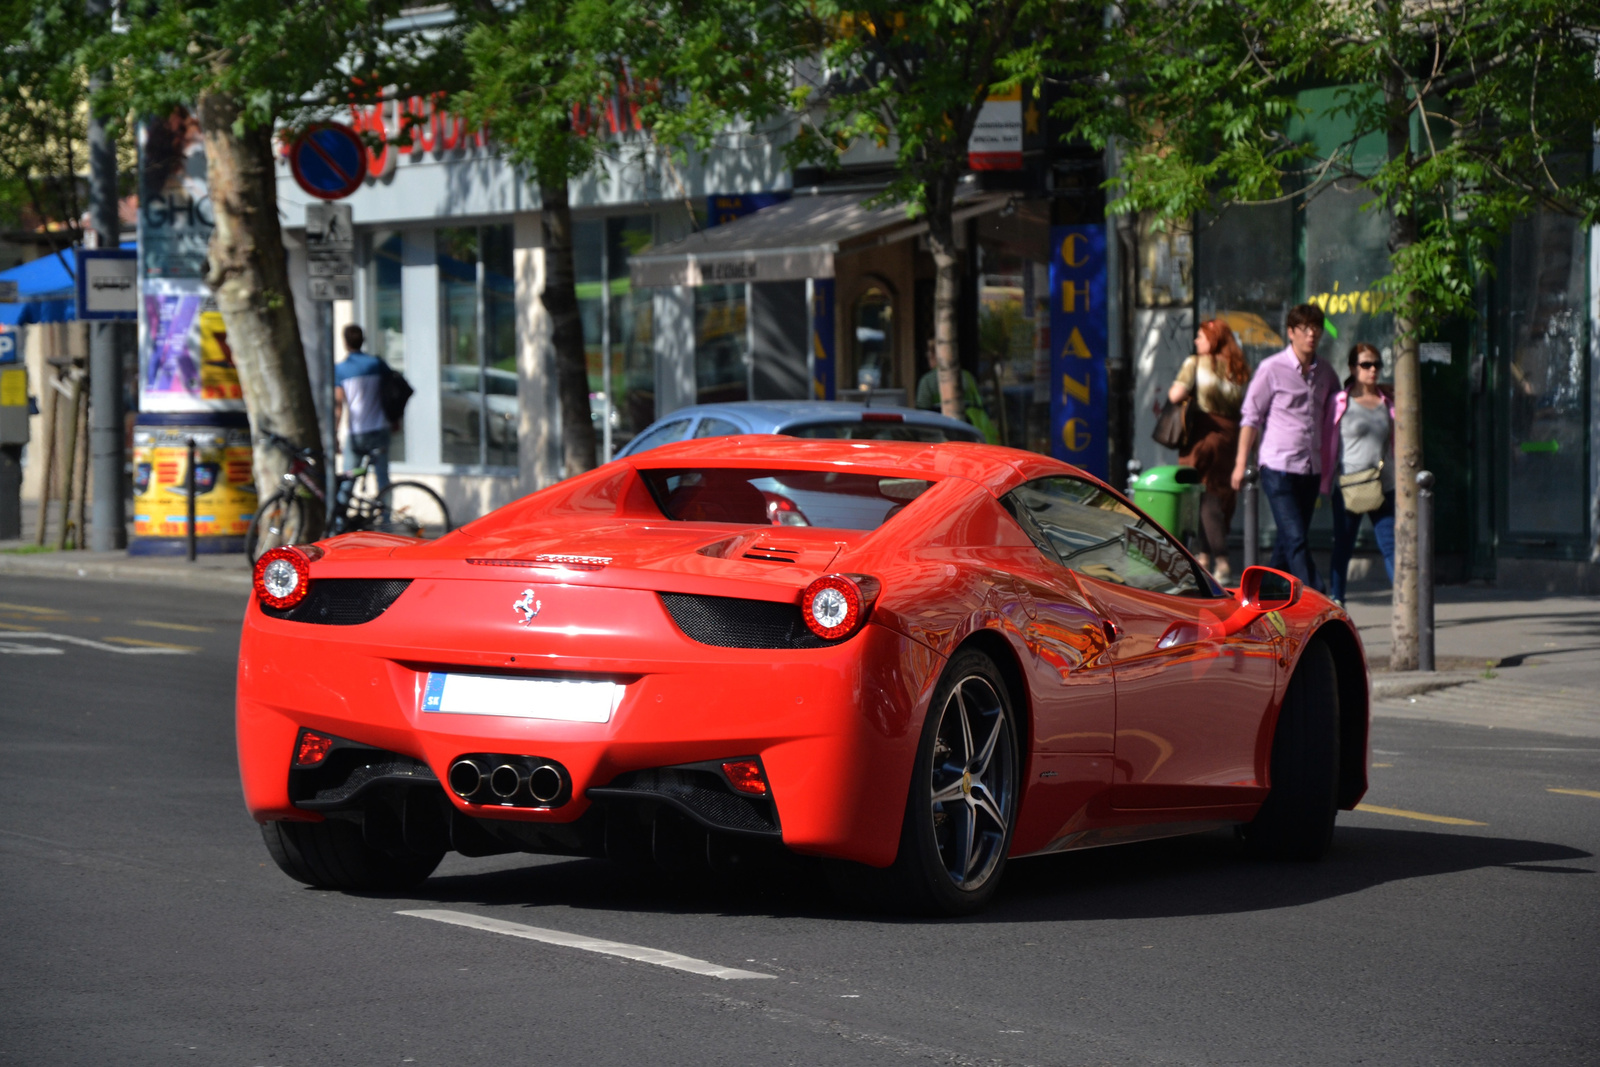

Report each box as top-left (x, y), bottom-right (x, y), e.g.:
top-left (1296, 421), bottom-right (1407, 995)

top-left (927, 673), bottom-right (1015, 891)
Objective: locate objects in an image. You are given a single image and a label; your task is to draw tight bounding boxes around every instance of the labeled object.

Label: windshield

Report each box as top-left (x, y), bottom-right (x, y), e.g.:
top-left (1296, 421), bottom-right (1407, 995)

top-left (785, 420), bottom-right (982, 443)
top-left (640, 468), bottom-right (935, 530)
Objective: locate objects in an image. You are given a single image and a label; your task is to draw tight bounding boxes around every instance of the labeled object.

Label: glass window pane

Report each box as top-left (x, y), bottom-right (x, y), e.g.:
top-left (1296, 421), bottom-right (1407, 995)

top-left (1303, 180), bottom-right (1395, 367)
top-left (368, 230), bottom-right (406, 462)
top-left (1003, 476), bottom-right (1202, 596)
top-left (438, 227), bottom-right (481, 465)
top-left (609, 215), bottom-right (658, 449)
top-left (482, 224), bottom-right (518, 467)
top-left (975, 202), bottom-right (1053, 452)
top-left (1502, 211), bottom-right (1588, 538)
top-left (625, 418), bottom-right (691, 455)
top-left (640, 468), bottom-right (934, 530)
top-left (1195, 202), bottom-right (1295, 367)
top-left (695, 283), bottom-right (748, 404)
top-left (852, 286), bottom-right (895, 390)
top-left (694, 416), bottom-right (743, 438)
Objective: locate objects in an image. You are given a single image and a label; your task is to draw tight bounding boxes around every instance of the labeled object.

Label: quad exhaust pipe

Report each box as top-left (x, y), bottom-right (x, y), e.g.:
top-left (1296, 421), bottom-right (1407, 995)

top-left (448, 754), bottom-right (570, 808)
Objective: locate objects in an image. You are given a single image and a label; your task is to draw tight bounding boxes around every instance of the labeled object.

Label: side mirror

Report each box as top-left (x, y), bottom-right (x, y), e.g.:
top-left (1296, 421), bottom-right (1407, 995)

top-left (1218, 566), bottom-right (1302, 635)
top-left (1239, 565), bottom-right (1302, 611)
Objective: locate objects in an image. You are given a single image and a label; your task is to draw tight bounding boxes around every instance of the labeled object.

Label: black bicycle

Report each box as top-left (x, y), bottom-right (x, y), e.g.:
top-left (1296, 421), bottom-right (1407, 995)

top-left (246, 431), bottom-right (452, 562)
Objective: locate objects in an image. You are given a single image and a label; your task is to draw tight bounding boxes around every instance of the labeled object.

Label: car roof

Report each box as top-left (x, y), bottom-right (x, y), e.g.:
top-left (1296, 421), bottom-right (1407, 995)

top-left (625, 435), bottom-right (1086, 496)
top-left (643, 400), bottom-right (976, 432)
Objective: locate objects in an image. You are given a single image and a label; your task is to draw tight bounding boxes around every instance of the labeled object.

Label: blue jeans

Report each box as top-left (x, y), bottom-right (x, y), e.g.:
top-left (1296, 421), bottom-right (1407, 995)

top-left (1329, 486), bottom-right (1395, 602)
top-left (346, 428), bottom-right (391, 493)
top-left (1259, 467), bottom-right (1321, 590)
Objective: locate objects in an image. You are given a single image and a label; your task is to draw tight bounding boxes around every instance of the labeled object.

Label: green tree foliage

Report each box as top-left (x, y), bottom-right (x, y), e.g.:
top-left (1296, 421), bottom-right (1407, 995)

top-left (1059, 0), bottom-right (1600, 668)
top-left (0, 3), bottom-right (129, 254)
top-left (794, 0), bottom-right (1096, 417)
top-left (452, 0), bottom-right (805, 474)
top-left (86, 0), bottom-right (451, 519)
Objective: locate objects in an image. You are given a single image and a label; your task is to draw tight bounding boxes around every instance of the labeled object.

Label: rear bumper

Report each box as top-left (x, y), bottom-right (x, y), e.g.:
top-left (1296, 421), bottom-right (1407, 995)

top-left (235, 578), bottom-right (942, 867)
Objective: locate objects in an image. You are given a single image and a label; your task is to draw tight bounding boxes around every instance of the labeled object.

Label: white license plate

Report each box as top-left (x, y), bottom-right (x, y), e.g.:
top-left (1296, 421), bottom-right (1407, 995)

top-left (421, 672), bottom-right (621, 723)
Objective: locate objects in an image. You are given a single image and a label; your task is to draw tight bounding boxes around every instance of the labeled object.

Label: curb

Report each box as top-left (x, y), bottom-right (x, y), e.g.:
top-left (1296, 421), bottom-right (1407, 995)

top-left (1370, 671), bottom-right (1482, 700)
top-left (0, 553), bottom-right (254, 593)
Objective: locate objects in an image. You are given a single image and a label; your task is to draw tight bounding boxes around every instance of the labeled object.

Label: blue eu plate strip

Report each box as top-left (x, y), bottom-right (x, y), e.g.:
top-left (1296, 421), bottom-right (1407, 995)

top-left (422, 672), bottom-right (446, 712)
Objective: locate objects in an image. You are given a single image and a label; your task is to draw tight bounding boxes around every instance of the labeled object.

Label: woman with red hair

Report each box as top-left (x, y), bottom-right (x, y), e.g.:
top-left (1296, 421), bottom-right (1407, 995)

top-left (1167, 319), bottom-right (1251, 581)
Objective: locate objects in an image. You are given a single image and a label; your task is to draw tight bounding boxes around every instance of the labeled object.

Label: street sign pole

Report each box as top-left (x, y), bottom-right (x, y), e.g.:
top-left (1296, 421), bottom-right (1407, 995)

top-left (305, 201), bottom-right (354, 527)
top-left (87, 0), bottom-right (124, 551)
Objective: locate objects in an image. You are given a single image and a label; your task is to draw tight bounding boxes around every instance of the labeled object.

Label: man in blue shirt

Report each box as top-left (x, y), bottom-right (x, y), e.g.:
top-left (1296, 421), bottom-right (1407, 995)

top-left (333, 325), bottom-right (392, 492)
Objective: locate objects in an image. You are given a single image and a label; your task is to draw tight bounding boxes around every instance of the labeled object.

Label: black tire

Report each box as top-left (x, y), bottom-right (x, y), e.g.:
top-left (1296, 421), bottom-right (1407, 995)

top-left (1243, 639), bottom-right (1340, 860)
top-left (260, 819), bottom-right (443, 892)
top-left (246, 490), bottom-right (312, 563)
top-left (371, 481), bottom-right (452, 541)
top-left (877, 650), bottom-right (1020, 915)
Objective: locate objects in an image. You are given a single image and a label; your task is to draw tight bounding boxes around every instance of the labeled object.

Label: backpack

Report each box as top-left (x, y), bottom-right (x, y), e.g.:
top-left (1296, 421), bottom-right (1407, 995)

top-left (377, 362), bottom-right (414, 428)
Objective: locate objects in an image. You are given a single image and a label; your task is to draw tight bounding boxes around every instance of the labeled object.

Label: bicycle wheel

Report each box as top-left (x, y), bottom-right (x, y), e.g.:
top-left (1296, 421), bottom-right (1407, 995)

top-left (247, 490), bottom-right (312, 562)
top-left (372, 481), bottom-right (452, 541)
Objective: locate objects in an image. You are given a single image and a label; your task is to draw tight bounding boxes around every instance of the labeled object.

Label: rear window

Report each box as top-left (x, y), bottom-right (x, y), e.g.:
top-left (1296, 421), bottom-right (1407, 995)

top-left (640, 468), bottom-right (935, 529)
top-left (784, 420), bottom-right (982, 443)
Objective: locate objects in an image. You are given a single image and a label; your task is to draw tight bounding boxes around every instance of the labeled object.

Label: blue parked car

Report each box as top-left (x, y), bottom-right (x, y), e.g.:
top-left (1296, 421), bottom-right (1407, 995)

top-left (613, 400), bottom-right (983, 459)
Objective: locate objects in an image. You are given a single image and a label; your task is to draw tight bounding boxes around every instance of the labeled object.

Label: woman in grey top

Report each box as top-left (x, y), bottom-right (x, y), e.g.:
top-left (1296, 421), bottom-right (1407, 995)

top-left (1324, 343), bottom-right (1396, 604)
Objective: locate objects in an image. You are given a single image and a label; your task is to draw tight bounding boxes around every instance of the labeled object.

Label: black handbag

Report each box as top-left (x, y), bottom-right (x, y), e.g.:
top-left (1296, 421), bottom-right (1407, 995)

top-left (1153, 398), bottom-right (1191, 450)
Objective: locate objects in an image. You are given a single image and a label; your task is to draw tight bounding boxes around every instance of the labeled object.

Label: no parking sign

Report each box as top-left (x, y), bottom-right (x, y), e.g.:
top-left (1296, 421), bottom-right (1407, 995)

top-left (288, 123), bottom-right (367, 201)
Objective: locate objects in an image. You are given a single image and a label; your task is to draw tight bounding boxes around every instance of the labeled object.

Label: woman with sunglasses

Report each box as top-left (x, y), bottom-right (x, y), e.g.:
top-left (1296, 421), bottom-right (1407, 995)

top-left (1321, 343), bottom-right (1396, 605)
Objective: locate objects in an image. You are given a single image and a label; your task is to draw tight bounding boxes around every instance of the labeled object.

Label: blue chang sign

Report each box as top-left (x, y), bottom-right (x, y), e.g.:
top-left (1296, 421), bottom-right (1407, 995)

top-left (1049, 225), bottom-right (1108, 478)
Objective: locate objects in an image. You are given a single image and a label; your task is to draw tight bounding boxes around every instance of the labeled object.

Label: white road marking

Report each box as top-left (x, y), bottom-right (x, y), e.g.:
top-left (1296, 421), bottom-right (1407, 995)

top-left (0, 640), bottom-right (64, 655)
top-left (0, 631), bottom-right (193, 655)
top-left (397, 909), bottom-right (776, 981)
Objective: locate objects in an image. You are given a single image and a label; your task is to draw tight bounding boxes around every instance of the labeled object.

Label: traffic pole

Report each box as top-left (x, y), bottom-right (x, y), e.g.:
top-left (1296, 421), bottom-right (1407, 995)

top-left (186, 437), bottom-right (197, 562)
top-left (1417, 470), bottom-right (1435, 672)
top-left (1242, 467), bottom-right (1259, 570)
top-left (86, 0), bottom-right (125, 552)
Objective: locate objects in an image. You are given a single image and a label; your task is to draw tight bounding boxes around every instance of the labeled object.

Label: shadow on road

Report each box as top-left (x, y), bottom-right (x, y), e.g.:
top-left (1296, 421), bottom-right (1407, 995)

top-left (380, 823), bottom-right (1592, 924)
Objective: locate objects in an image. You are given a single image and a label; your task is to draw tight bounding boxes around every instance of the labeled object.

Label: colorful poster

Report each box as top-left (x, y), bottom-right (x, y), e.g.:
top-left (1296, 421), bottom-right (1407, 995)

top-left (1049, 225), bottom-right (1108, 477)
top-left (131, 421), bottom-right (257, 540)
top-left (138, 109), bottom-right (244, 413)
top-left (810, 278), bottom-right (835, 401)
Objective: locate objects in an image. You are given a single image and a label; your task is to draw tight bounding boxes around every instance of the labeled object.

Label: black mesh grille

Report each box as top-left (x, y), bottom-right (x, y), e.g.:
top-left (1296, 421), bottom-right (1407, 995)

top-left (590, 768), bottom-right (779, 835)
top-left (658, 592), bottom-right (837, 649)
top-left (262, 578), bottom-right (412, 625)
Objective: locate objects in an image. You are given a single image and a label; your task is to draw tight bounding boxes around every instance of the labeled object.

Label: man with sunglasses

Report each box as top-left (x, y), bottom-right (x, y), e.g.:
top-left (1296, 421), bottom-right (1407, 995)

top-left (1231, 303), bottom-right (1342, 589)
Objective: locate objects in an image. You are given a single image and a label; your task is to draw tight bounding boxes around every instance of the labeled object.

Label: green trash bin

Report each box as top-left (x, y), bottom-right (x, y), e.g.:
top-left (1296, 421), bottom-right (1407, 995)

top-left (1131, 465), bottom-right (1203, 544)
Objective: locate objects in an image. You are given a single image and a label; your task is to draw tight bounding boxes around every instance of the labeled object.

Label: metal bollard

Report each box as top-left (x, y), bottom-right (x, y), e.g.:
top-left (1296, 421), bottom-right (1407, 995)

top-left (1126, 458), bottom-right (1143, 496)
top-left (1417, 470), bottom-right (1435, 672)
top-left (186, 437), bottom-right (198, 562)
top-left (1242, 467), bottom-right (1259, 570)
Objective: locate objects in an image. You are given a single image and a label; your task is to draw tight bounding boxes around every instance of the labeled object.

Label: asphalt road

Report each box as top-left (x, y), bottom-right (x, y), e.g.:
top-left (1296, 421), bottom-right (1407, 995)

top-left (2, 575), bottom-right (1597, 1066)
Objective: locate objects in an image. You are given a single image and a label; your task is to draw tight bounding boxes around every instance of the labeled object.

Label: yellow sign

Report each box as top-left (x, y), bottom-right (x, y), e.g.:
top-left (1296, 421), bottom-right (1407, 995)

top-left (0, 368), bottom-right (25, 407)
top-left (197, 311), bottom-right (245, 401)
top-left (131, 423), bottom-right (257, 539)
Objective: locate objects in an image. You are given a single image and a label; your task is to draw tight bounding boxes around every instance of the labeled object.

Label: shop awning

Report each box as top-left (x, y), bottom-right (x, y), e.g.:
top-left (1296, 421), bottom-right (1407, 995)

top-left (629, 192), bottom-right (1013, 288)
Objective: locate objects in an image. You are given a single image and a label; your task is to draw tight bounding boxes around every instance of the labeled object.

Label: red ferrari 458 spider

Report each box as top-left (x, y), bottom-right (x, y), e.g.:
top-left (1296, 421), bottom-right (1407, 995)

top-left (238, 438), bottom-right (1369, 914)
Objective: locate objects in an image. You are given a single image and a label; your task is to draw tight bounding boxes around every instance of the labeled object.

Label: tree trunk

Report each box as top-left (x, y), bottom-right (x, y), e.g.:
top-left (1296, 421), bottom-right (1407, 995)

top-left (1383, 67), bottom-right (1421, 670)
top-left (196, 91), bottom-right (324, 538)
top-left (540, 180), bottom-right (597, 477)
top-left (925, 174), bottom-right (963, 421)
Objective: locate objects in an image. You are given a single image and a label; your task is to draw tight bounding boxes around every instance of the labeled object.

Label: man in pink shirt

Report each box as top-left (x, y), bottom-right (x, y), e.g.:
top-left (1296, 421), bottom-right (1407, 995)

top-left (1230, 303), bottom-right (1341, 589)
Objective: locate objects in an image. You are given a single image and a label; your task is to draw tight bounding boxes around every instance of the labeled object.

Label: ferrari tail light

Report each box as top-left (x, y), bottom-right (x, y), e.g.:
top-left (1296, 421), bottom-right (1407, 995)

top-left (800, 573), bottom-right (880, 641)
top-left (721, 760), bottom-right (769, 796)
top-left (293, 730), bottom-right (335, 767)
top-left (762, 491), bottom-right (810, 526)
top-left (254, 545), bottom-right (314, 610)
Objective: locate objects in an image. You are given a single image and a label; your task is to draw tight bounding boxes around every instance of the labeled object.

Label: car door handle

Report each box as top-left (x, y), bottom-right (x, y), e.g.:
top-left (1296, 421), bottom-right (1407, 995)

top-left (1101, 619), bottom-right (1121, 644)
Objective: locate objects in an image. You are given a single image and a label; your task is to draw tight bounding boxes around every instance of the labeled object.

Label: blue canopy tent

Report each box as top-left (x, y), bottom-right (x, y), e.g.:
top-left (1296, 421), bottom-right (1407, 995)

top-left (0, 241), bottom-right (137, 326)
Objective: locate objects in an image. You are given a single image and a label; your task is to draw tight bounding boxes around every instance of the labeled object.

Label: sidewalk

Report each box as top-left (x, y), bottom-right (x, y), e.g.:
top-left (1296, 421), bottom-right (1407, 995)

top-left (1345, 586), bottom-right (1600, 739)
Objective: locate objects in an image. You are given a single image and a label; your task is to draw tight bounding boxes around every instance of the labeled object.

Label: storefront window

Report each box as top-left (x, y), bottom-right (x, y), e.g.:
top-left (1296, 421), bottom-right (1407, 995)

top-left (1195, 201), bottom-right (1294, 367)
top-left (694, 283), bottom-right (748, 405)
top-left (976, 202), bottom-right (1053, 453)
top-left (1303, 179), bottom-right (1395, 367)
top-left (438, 224), bottom-right (518, 468)
top-left (367, 230), bottom-right (405, 461)
top-left (852, 286), bottom-right (894, 390)
top-left (1500, 211), bottom-right (1589, 541)
top-left (577, 215), bottom-right (658, 460)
